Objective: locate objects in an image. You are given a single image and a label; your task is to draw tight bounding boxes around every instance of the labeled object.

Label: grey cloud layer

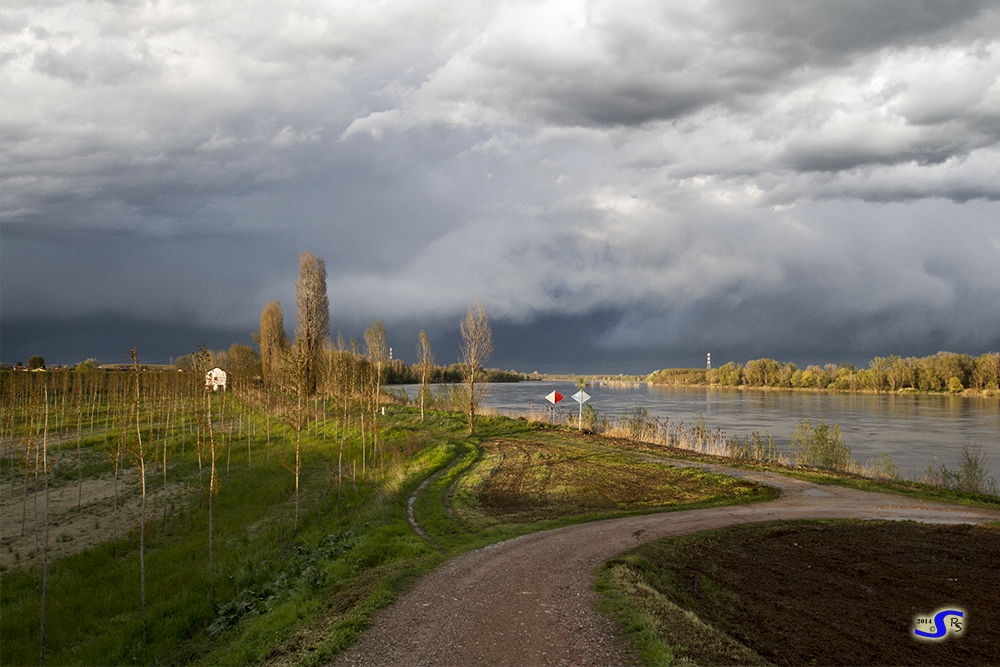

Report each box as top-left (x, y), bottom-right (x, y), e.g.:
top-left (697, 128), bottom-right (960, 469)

top-left (2, 0), bottom-right (999, 366)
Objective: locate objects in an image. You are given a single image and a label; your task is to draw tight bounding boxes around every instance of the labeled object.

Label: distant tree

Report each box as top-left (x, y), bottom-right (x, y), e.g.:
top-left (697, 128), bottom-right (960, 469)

top-left (717, 362), bottom-right (743, 387)
top-left (259, 300), bottom-right (289, 389)
top-left (868, 357), bottom-right (887, 393)
top-left (227, 343), bottom-right (260, 378)
top-left (744, 358), bottom-right (780, 386)
top-left (885, 356), bottom-right (910, 392)
top-left (173, 353), bottom-right (195, 372)
top-left (74, 359), bottom-right (99, 373)
top-left (972, 352), bottom-right (1000, 390)
top-left (294, 252), bottom-right (330, 396)
top-left (416, 330), bottom-right (434, 421)
top-left (459, 301), bottom-right (494, 434)
top-left (28, 356), bottom-right (45, 370)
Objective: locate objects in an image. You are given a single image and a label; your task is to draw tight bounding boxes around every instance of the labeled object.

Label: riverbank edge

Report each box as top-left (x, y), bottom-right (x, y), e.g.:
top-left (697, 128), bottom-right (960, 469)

top-left (643, 382), bottom-right (1000, 399)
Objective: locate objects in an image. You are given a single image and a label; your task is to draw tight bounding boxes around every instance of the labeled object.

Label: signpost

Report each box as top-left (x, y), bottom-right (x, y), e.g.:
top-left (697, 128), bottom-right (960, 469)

top-left (572, 390), bottom-right (590, 430)
top-left (545, 391), bottom-right (564, 405)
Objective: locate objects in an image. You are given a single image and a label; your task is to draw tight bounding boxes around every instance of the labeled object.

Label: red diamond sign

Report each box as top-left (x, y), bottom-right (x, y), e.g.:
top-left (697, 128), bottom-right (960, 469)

top-left (545, 391), bottom-right (564, 404)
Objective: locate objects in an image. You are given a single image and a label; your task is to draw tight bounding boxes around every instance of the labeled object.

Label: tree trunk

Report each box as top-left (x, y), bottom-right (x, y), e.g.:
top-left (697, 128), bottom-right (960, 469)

top-left (40, 388), bottom-right (50, 666)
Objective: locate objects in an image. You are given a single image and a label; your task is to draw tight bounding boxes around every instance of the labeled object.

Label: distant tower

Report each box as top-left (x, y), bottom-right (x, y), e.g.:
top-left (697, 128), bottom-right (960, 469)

top-left (707, 353), bottom-right (711, 370)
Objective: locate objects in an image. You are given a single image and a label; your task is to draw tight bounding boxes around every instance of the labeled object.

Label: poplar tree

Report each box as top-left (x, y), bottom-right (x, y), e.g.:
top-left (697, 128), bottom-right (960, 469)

top-left (363, 320), bottom-right (389, 467)
top-left (417, 330), bottom-right (434, 421)
top-left (459, 301), bottom-right (493, 434)
top-left (294, 251), bottom-right (330, 396)
top-left (259, 300), bottom-right (289, 390)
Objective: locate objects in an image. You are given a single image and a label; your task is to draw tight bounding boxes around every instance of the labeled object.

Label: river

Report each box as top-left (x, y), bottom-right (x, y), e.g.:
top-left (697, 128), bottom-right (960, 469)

top-left (398, 381), bottom-right (1000, 479)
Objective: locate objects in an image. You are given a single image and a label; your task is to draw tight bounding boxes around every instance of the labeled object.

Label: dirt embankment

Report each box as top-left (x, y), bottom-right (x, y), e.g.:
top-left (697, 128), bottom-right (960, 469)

top-left (331, 464), bottom-right (1000, 667)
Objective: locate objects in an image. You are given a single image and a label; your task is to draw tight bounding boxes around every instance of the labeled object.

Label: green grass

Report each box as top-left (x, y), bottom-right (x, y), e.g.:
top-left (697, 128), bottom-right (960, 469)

top-left (13, 396), bottom-right (985, 666)
top-left (1, 404), bottom-right (448, 666)
top-left (599, 435), bottom-right (1000, 510)
top-left (2, 398), bottom-right (772, 666)
top-left (595, 562), bottom-right (769, 666)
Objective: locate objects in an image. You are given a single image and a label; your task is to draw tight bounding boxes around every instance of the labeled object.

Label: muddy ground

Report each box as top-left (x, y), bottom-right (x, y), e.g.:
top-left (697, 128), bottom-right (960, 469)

top-left (618, 519), bottom-right (1000, 666)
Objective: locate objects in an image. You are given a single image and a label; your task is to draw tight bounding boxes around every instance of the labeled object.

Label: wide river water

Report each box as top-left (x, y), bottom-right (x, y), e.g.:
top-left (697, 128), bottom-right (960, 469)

top-left (397, 381), bottom-right (1000, 480)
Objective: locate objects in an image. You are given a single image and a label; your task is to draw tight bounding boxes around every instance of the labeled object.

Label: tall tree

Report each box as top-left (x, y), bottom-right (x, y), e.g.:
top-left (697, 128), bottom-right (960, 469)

top-left (363, 320), bottom-right (389, 465)
top-left (459, 301), bottom-right (494, 434)
top-left (295, 251), bottom-right (330, 396)
top-left (417, 330), bottom-right (434, 421)
top-left (259, 300), bottom-right (289, 390)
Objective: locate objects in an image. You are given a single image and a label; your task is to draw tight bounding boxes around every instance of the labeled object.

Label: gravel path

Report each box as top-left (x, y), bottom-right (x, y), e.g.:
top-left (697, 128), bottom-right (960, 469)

top-left (331, 464), bottom-right (1000, 666)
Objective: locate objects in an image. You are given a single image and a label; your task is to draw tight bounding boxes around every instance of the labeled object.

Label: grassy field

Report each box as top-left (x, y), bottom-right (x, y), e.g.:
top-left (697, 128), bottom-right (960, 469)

top-left (3, 376), bottom-right (997, 666)
top-left (0, 374), bottom-right (778, 667)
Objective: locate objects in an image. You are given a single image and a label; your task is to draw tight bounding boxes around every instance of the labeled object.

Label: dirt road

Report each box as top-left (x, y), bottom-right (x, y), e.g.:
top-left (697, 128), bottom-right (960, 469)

top-left (331, 465), bottom-right (1000, 667)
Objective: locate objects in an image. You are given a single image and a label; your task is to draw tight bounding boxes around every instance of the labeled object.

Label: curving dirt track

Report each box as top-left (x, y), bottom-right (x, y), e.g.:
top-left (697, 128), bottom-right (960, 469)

top-left (331, 464), bottom-right (1000, 667)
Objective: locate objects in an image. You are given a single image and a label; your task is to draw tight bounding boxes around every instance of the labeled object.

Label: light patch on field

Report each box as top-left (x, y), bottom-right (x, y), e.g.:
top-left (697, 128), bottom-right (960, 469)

top-left (1, 469), bottom-right (187, 569)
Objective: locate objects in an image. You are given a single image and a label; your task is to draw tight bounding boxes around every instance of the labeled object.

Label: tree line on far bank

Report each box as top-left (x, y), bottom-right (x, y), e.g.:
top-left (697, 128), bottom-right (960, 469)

top-left (649, 351), bottom-right (1000, 394)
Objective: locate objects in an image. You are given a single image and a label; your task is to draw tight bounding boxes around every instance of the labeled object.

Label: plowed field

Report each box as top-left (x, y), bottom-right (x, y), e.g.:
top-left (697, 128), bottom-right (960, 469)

top-left (609, 519), bottom-right (1000, 666)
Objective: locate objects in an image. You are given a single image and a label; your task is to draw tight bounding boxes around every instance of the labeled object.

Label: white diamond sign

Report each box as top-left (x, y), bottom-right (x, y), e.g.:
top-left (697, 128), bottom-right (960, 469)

top-left (572, 390), bottom-right (590, 404)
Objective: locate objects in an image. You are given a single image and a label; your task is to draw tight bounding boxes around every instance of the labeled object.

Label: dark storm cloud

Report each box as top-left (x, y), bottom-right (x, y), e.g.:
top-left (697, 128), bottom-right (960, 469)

top-left (723, 0), bottom-right (993, 59)
top-left (3, 0), bottom-right (1000, 371)
top-left (2, 314), bottom-right (249, 367)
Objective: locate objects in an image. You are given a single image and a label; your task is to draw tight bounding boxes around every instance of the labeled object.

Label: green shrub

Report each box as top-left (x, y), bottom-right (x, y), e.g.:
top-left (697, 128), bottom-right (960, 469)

top-left (787, 417), bottom-right (853, 472)
top-left (923, 442), bottom-right (998, 495)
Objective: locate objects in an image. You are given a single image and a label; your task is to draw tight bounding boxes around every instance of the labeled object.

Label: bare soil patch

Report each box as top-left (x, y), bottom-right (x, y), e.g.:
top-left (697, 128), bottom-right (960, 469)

top-left (1, 470), bottom-right (188, 569)
top-left (614, 520), bottom-right (1000, 666)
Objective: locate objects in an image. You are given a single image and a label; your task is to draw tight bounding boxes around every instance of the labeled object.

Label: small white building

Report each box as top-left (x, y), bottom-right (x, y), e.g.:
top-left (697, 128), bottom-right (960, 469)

top-left (205, 367), bottom-right (227, 391)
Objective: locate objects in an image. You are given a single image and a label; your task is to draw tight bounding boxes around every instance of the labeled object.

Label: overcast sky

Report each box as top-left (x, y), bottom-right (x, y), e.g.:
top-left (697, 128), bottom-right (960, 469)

top-left (3, 0), bottom-right (999, 373)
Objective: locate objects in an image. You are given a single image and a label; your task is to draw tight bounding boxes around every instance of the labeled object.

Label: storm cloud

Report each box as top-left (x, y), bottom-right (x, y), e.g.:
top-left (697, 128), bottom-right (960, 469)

top-left (2, 0), bottom-right (999, 372)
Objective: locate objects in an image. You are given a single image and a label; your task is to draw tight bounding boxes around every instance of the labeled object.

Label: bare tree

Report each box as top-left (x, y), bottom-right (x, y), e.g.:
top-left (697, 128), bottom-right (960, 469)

top-left (417, 330), bottom-right (434, 421)
top-left (364, 320), bottom-right (389, 467)
top-left (40, 385), bottom-right (50, 666)
top-left (294, 251), bottom-right (330, 396)
top-left (459, 301), bottom-right (494, 434)
top-left (259, 300), bottom-right (289, 390)
top-left (289, 342), bottom-right (308, 530)
top-left (129, 348), bottom-right (149, 643)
